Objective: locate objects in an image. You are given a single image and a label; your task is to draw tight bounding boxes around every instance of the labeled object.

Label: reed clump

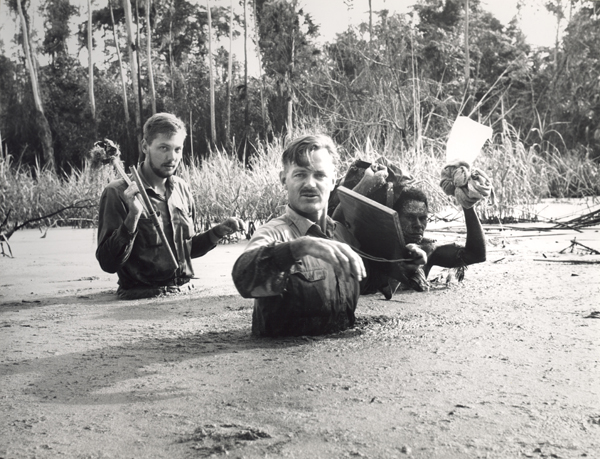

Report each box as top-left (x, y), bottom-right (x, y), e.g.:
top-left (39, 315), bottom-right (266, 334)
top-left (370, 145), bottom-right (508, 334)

top-left (0, 155), bottom-right (105, 237)
top-left (1, 130), bottom-right (599, 237)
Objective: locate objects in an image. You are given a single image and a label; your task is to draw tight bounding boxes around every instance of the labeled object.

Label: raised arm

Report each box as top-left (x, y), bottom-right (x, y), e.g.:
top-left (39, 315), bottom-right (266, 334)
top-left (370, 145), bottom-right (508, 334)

top-left (426, 206), bottom-right (486, 273)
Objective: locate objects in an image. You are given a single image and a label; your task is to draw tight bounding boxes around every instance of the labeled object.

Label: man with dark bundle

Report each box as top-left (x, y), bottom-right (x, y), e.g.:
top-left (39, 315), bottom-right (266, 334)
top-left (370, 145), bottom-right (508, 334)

top-left (232, 135), bottom-right (487, 337)
top-left (232, 135), bottom-right (366, 337)
top-left (333, 160), bottom-right (487, 297)
top-left (97, 112), bottom-right (244, 300)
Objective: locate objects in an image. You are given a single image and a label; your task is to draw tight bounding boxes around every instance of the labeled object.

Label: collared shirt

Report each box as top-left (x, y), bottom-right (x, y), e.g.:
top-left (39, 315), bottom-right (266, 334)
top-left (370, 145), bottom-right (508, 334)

top-left (232, 206), bottom-right (361, 337)
top-left (96, 164), bottom-right (217, 289)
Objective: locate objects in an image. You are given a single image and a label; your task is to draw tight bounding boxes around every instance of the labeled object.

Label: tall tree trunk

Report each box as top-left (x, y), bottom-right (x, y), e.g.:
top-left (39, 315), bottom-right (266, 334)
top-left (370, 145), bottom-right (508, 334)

top-left (16, 0), bottom-right (54, 170)
top-left (123, 0), bottom-right (143, 163)
top-left (146, 0), bottom-right (156, 114)
top-left (109, 0), bottom-right (130, 125)
top-left (134, 0), bottom-right (144, 121)
top-left (207, 0), bottom-right (216, 147)
top-left (87, 0), bottom-right (96, 122)
top-left (169, 1), bottom-right (174, 100)
top-left (553, 2), bottom-right (562, 88)
top-left (286, 33), bottom-right (295, 137)
top-left (189, 110), bottom-right (194, 160)
top-left (226, 0), bottom-right (233, 145)
top-left (368, 0), bottom-right (372, 47)
top-left (464, 0), bottom-right (470, 81)
top-left (253, 0), bottom-right (267, 138)
top-left (243, 0), bottom-right (249, 142)
top-left (463, 0), bottom-right (471, 113)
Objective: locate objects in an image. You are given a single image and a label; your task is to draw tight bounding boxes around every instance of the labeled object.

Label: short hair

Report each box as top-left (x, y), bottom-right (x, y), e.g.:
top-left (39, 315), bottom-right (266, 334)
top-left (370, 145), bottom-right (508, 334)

top-left (394, 186), bottom-right (429, 214)
top-left (143, 113), bottom-right (187, 144)
top-left (281, 135), bottom-right (339, 170)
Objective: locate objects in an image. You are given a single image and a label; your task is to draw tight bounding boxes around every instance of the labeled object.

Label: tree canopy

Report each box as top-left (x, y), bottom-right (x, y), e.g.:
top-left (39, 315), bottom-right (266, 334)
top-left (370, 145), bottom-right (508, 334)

top-left (1, 0), bottom-right (599, 171)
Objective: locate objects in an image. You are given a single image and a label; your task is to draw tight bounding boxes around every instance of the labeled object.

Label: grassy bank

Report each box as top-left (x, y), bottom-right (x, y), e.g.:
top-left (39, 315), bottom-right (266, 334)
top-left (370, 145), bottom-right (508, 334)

top-left (1, 132), bottom-right (599, 239)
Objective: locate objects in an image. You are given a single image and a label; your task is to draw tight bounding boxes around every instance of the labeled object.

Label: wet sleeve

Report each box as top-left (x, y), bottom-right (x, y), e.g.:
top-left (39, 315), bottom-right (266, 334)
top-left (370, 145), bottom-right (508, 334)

top-left (95, 186), bottom-right (137, 274)
top-left (190, 230), bottom-right (218, 258)
top-left (231, 229), bottom-right (296, 298)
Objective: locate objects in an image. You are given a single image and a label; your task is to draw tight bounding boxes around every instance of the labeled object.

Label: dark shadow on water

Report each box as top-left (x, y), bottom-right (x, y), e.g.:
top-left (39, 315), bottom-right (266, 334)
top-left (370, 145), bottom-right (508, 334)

top-left (0, 290), bottom-right (118, 311)
top-left (0, 287), bottom-right (414, 407)
top-left (0, 301), bottom-right (399, 408)
top-left (0, 327), bottom-right (308, 405)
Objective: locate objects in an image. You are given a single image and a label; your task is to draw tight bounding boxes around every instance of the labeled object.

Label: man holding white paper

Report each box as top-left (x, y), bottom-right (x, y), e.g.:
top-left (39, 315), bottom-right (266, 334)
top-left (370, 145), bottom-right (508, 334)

top-left (397, 117), bottom-right (490, 289)
top-left (339, 116), bottom-right (490, 296)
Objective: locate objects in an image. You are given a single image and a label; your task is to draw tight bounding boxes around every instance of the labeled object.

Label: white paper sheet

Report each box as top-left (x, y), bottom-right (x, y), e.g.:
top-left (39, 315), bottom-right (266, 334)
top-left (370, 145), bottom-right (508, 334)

top-left (446, 116), bottom-right (493, 165)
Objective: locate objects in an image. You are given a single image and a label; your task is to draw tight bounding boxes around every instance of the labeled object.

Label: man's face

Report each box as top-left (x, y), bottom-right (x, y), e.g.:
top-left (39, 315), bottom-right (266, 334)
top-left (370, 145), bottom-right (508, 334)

top-left (399, 200), bottom-right (428, 244)
top-left (280, 148), bottom-right (336, 222)
top-left (142, 132), bottom-right (186, 179)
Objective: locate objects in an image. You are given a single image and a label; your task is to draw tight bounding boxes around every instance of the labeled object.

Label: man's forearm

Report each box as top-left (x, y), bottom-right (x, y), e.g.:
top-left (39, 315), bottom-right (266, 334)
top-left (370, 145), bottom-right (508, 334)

top-left (232, 244), bottom-right (295, 298)
top-left (190, 230), bottom-right (219, 258)
top-left (123, 210), bottom-right (140, 234)
top-left (463, 206), bottom-right (486, 263)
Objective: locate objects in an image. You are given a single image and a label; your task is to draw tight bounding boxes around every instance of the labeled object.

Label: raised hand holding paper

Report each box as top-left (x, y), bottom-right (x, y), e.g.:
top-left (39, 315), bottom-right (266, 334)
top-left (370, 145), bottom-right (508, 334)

top-left (446, 116), bottom-right (493, 165)
top-left (441, 117), bottom-right (494, 208)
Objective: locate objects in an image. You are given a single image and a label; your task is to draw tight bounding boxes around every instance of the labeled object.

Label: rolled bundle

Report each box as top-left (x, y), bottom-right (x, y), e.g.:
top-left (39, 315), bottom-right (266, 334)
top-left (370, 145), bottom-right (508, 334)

top-left (440, 161), bottom-right (492, 209)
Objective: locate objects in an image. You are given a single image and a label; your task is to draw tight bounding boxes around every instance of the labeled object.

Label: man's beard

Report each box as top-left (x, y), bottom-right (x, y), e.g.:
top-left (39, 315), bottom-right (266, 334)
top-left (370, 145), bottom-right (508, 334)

top-left (149, 158), bottom-right (177, 178)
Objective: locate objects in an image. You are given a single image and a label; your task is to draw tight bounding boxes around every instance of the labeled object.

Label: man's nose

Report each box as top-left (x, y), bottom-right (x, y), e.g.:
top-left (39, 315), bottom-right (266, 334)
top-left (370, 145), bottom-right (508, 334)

top-left (305, 174), bottom-right (317, 187)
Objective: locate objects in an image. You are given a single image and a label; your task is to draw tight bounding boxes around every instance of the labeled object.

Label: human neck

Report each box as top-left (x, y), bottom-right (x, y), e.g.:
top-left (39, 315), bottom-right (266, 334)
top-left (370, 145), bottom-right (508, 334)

top-left (292, 207), bottom-right (322, 223)
top-left (141, 162), bottom-right (167, 193)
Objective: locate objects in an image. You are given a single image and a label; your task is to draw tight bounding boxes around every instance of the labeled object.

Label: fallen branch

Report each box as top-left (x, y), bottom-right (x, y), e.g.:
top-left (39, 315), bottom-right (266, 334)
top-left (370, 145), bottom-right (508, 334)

top-left (0, 200), bottom-right (94, 240)
top-left (0, 200), bottom-right (96, 257)
top-left (534, 258), bottom-right (600, 264)
top-left (554, 206), bottom-right (600, 229)
top-left (559, 238), bottom-right (600, 255)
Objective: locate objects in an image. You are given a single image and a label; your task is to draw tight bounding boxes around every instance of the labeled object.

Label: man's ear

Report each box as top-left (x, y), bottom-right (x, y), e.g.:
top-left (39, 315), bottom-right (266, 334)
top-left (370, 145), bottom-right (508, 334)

top-left (279, 170), bottom-right (286, 187)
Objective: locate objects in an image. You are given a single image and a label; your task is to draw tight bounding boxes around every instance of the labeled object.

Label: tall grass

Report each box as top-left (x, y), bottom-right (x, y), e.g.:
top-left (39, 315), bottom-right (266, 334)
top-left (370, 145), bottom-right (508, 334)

top-left (0, 155), bottom-right (108, 235)
top-left (180, 138), bottom-right (287, 231)
top-left (1, 127), bottom-right (599, 238)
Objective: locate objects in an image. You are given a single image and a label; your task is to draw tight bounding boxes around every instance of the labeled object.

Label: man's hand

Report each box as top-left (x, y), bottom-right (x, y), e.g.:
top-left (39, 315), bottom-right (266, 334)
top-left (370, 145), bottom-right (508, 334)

top-left (402, 243), bottom-right (427, 272)
top-left (213, 217), bottom-right (246, 238)
top-left (290, 237), bottom-right (366, 282)
top-left (353, 163), bottom-right (389, 196)
top-left (123, 182), bottom-right (145, 233)
top-left (124, 182), bottom-right (145, 217)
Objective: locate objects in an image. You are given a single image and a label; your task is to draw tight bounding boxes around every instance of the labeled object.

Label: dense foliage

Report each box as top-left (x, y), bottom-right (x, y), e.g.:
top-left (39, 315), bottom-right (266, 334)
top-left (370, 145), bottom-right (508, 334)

top-left (0, 0), bottom-right (599, 233)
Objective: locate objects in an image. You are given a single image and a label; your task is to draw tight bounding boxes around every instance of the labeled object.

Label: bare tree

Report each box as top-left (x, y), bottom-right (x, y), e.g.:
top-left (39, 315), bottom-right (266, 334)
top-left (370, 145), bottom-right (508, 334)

top-left (207, 0), bottom-right (216, 146)
top-left (87, 0), bottom-right (96, 122)
top-left (168, 0), bottom-right (174, 99)
top-left (146, 0), bottom-right (156, 114)
top-left (464, 0), bottom-right (470, 82)
top-left (109, 0), bottom-right (130, 125)
top-left (244, 0), bottom-right (249, 139)
top-left (253, 0), bottom-right (267, 138)
top-left (15, 0), bottom-right (55, 170)
top-left (226, 0), bottom-right (233, 144)
top-left (123, 0), bottom-right (143, 162)
top-left (463, 0), bottom-right (470, 108)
